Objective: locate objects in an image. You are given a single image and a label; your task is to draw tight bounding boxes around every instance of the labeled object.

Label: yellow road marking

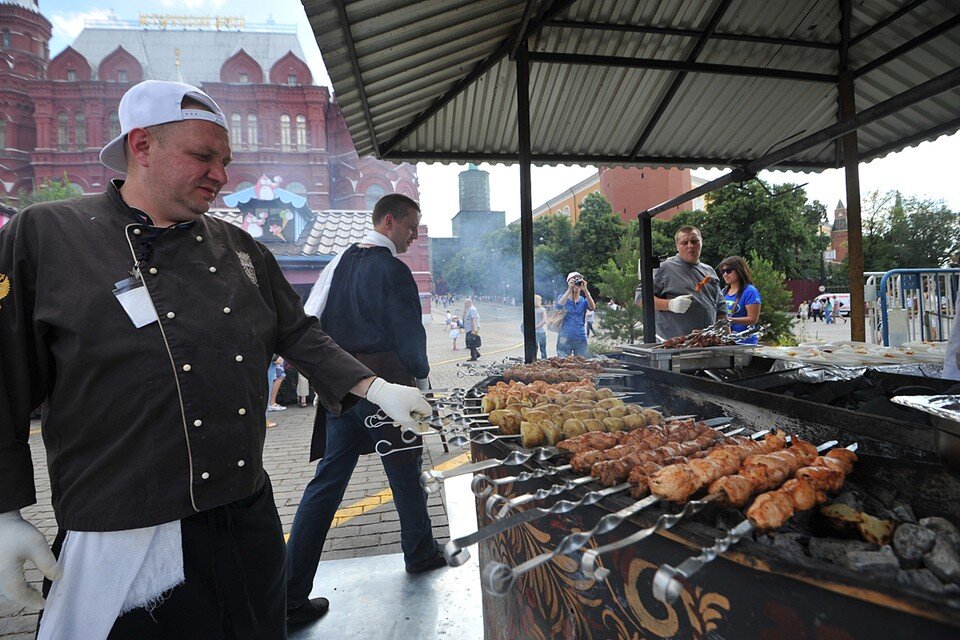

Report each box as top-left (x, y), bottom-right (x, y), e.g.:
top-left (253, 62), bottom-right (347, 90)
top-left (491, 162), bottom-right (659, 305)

top-left (283, 451), bottom-right (473, 541)
top-left (430, 341), bottom-right (523, 367)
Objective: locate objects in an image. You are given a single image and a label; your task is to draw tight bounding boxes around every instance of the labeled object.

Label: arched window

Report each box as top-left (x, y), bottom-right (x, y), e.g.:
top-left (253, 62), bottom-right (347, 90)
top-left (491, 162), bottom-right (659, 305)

top-left (234, 181), bottom-right (254, 193)
top-left (562, 206), bottom-right (570, 219)
top-left (230, 113), bottom-right (242, 147)
top-left (279, 114), bottom-right (291, 151)
top-left (365, 184), bottom-right (386, 210)
top-left (295, 115), bottom-right (307, 151)
top-left (247, 114), bottom-right (258, 151)
top-left (0, 120), bottom-right (6, 150)
top-left (57, 113), bottom-right (69, 150)
top-left (75, 113), bottom-right (86, 148)
top-left (108, 111), bottom-right (120, 139)
top-left (1, 30), bottom-right (10, 49)
top-left (286, 181), bottom-right (307, 195)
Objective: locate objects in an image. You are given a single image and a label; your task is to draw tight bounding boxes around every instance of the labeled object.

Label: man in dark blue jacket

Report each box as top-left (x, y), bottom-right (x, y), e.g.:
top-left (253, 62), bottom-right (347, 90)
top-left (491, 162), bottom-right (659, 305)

top-left (285, 194), bottom-right (444, 627)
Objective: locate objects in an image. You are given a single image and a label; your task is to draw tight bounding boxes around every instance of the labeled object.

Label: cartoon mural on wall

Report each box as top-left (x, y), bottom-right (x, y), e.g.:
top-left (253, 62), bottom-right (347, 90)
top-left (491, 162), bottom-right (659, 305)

top-left (224, 175), bottom-right (309, 243)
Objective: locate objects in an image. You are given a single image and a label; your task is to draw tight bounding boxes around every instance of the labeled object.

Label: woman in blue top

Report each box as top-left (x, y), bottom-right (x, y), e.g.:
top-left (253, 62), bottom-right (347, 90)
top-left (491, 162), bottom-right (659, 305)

top-left (555, 271), bottom-right (595, 357)
top-left (718, 256), bottom-right (761, 344)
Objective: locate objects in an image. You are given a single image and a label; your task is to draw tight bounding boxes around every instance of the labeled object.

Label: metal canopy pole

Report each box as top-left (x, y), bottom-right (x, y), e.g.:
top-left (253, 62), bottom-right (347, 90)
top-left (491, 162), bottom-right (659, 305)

top-left (517, 42), bottom-right (537, 363)
top-left (840, 0), bottom-right (866, 341)
top-left (640, 216), bottom-right (656, 343)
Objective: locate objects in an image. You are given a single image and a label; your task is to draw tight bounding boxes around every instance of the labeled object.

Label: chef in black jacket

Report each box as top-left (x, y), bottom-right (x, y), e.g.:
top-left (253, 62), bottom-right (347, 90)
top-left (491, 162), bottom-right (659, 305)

top-left (0, 80), bottom-right (430, 639)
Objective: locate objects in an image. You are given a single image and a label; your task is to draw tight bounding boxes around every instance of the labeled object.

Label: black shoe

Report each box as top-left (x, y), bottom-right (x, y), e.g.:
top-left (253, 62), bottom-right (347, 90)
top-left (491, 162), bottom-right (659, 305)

top-left (466, 357), bottom-right (478, 361)
top-left (287, 597), bottom-right (330, 627)
top-left (405, 551), bottom-right (447, 574)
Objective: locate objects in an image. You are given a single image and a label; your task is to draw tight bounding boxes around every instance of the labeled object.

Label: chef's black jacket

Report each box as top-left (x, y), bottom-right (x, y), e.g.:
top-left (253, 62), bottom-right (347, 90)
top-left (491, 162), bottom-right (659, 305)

top-left (0, 180), bottom-right (373, 531)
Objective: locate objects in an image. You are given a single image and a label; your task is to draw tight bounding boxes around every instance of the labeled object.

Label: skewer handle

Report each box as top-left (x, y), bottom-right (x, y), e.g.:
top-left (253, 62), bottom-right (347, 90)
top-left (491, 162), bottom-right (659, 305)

top-left (652, 519), bottom-right (755, 604)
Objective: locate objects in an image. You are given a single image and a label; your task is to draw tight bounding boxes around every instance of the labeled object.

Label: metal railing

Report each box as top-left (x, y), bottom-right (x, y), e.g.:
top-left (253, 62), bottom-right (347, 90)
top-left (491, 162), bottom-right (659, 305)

top-left (868, 268), bottom-right (960, 346)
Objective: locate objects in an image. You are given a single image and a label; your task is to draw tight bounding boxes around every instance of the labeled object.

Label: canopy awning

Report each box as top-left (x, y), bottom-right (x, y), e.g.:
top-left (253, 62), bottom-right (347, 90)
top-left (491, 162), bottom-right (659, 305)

top-left (304, 0), bottom-right (960, 171)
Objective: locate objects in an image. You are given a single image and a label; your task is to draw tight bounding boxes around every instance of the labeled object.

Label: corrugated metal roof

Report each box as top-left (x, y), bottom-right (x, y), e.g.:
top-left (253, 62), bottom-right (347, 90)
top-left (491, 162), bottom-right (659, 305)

top-left (303, 0), bottom-right (960, 171)
top-left (70, 27), bottom-right (307, 84)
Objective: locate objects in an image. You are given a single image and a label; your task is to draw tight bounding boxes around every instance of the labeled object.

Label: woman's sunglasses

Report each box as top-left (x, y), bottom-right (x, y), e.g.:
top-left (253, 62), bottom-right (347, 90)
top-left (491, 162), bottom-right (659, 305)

top-left (720, 267), bottom-right (735, 274)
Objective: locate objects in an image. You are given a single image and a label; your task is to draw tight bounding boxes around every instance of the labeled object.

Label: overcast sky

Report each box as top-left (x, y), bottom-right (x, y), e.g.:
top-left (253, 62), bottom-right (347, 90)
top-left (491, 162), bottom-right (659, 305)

top-left (45, 0), bottom-right (960, 235)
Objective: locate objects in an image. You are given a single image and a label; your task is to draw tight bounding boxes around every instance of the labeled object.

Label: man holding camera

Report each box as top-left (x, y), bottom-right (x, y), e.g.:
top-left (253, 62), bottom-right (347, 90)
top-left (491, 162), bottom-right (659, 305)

top-left (636, 225), bottom-right (726, 340)
top-left (555, 271), bottom-right (595, 356)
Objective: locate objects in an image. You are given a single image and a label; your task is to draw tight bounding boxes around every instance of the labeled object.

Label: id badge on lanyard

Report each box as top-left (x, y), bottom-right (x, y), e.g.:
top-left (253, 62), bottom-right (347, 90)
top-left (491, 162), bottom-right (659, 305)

top-left (113, 273), bottom-right (159, 328)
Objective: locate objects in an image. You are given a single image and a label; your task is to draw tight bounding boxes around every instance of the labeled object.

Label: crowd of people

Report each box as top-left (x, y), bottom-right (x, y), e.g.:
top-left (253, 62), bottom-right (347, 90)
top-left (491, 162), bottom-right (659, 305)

top-left (799, 296), bottom-right (846, 324)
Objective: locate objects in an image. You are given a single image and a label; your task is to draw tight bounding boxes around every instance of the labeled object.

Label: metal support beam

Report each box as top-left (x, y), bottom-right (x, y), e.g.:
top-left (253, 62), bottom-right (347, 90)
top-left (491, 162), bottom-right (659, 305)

top-left (517, 42), bottom-right (538, 363)
top-left (380, 0), bottom-right (578, 157)
top-left (528, 51), bottom-right (836, 84)
top-left (840, 0), bottom-right (866, 342)
top-left (850, 0), bottom-right (928, 46)
top-left (640, 169), bottom-right (754, 219)
top-left (853, 13), bottom-right (960, 78)
top-left (547, 19), bottom-right (838, 50)
top-left (334, 0), bottom-right (380, 157)
top-left (509, 0), bottom-right (536, 61)
top-left (640, 215), bottom-right (656, 344)
top-left (628, 0), bottom-right (733, 162)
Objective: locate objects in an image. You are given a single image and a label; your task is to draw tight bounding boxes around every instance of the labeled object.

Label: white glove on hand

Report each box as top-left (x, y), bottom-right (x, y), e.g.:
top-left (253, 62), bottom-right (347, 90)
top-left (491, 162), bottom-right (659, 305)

top-left (0, 510), bottom-right (61, 609)
top-left (366, 377), bottom-right (432, 429)
top-left (667, 294), bottom-right (694, 314)
top-left (415, 377), bottom-right (432, 392)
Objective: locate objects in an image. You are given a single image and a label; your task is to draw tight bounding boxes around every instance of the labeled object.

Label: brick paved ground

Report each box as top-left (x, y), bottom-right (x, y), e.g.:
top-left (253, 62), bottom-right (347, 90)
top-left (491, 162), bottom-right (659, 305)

top-left (0, 301), bottom-right (525, 638)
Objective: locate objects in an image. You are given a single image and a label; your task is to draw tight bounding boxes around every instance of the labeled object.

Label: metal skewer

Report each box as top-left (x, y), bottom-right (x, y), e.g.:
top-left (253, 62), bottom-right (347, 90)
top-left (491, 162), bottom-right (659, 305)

top-left (581, 437), bottom-right (841, 581)
top-left (481, 437), bottom-right (839, 596)
top-left (651, 443), bottom-right (857, 604)
top-left (442, 430), bottom-right (768, 568)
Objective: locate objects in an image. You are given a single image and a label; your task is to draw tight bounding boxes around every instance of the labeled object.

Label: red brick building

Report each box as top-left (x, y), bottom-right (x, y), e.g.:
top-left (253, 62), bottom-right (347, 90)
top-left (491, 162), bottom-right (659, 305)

top-left (0, 2), bottom-right (430, 314)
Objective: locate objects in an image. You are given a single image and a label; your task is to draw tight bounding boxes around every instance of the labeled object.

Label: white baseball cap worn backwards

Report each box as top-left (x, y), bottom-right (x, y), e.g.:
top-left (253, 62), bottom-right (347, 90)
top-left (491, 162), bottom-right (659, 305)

top-left (99, 80), bottom-right (228, 174)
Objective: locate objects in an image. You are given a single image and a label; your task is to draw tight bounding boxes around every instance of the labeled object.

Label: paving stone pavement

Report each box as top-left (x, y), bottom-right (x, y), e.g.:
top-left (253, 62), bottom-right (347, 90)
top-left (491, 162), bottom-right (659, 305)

top-left (0, 301), bottom-right (527, 638)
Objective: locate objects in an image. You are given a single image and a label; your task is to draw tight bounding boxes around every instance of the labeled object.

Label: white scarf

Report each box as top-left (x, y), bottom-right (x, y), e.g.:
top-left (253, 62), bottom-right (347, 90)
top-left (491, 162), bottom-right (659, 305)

top-left (303, 230), bottom-right (397, 320)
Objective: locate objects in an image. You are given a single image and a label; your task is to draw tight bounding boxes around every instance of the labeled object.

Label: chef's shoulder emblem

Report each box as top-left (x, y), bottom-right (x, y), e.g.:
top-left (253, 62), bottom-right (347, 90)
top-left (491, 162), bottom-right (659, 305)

top-left (237, 251), bottom-right (258, 285)
top-left (0, 273), bottom-right (9, 310)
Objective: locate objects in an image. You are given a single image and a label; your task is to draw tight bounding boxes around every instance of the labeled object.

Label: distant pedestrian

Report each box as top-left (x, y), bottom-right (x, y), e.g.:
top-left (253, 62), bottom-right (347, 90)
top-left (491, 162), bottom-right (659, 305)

top-left (449, 315), bottom-right (461, 350)
top-left (463, 299), bottom-right (481, 361)
top-left (824, 298), bottom-right (834, 324)
top-left (811, 298), bottom-right (822, 322)
top-left (534, 294), bottom-right (548, 359)
top-left (556, 271), bottom-right (595, 357)
top-left (585, 309), bottom-right (595, 337)
top-left (798, 300), bottom-right (809, 321)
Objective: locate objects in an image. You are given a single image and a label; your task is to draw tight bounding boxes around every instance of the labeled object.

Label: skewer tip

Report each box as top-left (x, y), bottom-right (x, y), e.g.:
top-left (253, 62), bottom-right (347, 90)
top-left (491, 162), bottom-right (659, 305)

top-left (652, 564), bottom-right (684, 604)
top-left (442, 543), bottom-right (471, 567)
top-left (420, 471), bottom-right (441, 494)
top-left (482, 562), bottom-right (515, 596)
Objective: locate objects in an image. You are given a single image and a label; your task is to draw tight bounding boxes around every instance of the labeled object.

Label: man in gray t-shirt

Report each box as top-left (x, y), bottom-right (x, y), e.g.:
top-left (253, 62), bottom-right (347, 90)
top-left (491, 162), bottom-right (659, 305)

top-left (634, 225), bottom-right (726, 340)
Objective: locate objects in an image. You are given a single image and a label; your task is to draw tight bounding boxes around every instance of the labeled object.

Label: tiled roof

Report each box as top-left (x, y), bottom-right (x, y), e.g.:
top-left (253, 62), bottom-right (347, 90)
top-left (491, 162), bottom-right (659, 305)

top-left (206, 208), bottom-right (371, 257)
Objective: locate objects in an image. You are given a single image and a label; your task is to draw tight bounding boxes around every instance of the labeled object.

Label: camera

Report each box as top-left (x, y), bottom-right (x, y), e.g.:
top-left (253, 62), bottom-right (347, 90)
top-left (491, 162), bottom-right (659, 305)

top-left (572, 278), bottom-right (584, 286)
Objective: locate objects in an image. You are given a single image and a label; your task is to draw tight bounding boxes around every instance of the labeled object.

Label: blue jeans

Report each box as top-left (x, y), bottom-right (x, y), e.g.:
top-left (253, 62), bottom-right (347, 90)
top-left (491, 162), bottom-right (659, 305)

top-left (557, 334), bottom-right (589, 357)
top-left (284, 399), bottom-right (436, 608)
top-left (536, 331), bottom-right (547, 359)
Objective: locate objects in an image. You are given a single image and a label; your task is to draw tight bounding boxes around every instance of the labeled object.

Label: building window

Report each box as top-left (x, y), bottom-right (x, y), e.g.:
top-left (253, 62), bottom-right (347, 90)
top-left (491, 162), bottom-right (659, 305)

top-left (280, 114), bottom-right (291, 151)
top-left (287, 74), bottom-right (297, 86)
top-left (118, 69), bottom-right (127, 83)
top-left (0, 120), bottom-right (6, 150)
top-left (247, 114), bottom-right (258, 151)
top-left (286, 181), bottom-right (307, 195)
top-left (365, 184), bottom-right (386, 210)
top-left (75, 112), bottom-right (86, 148)
top-left (67, 69), bottom-right (76, 82)
top-left (239, 72), bottom-right (248, 83)
top-left (1, 30), bottom-right (10, 49)
top-left (562, 206), bottom-right (570, 219)
top-left (295, 115), bottom-right (307, 151)
top-left (230, 113), bottom-right (242, 147)
top-left (57, 113), bottom-right (68, 150)
top-left (108, 111), bottom-right (120, 139)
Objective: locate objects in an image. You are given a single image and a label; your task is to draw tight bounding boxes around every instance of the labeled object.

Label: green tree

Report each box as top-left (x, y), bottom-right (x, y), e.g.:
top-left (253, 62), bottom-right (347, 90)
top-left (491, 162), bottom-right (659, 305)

top-left (573, 192), bottom-right (625, 287)
top-left (856, 190), bottom-right (959, 271)
top-left (594, 236), bottom-right (644, 344)
top-left (747, 251), bottom-right (795, 345)
top-left (649, 179), bottom-right (823, 278)
top-left (15, 177), bottom-right (83, 208)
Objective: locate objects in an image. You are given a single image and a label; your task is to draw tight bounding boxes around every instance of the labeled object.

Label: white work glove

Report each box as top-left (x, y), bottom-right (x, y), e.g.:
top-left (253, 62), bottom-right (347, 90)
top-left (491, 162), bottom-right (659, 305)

top-left (0, 510), bottom-right (61, 609)
top-left (366, 377), bottom-right (432, 429)
top-left (415, 377), bottom-right (432, 392)
top-left (667, 294), bottom-right (694, 314)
